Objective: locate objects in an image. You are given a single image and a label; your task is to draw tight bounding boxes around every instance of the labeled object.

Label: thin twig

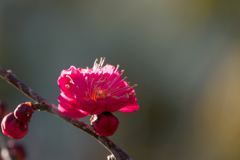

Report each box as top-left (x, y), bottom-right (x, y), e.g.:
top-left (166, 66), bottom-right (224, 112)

top-left (0, 67), bottom-right (133, 160)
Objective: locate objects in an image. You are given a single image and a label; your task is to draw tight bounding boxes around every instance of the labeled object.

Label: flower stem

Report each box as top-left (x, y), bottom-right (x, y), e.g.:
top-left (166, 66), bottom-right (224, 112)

top-left (0, 67), bottom-right (133, 160)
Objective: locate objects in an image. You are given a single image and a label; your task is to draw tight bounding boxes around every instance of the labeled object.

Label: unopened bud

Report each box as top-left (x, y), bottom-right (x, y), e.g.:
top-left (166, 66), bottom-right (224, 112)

top-left (14, 102), bottom-right (33, 122)
top-left (92, 112), bottom-right (119, 136)
top-left (1, 112), bottom-right (29, 139)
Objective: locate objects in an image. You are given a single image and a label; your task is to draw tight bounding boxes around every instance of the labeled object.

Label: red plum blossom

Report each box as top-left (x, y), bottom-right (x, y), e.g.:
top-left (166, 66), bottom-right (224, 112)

top-left (58, 58), bottom-right (139, 118)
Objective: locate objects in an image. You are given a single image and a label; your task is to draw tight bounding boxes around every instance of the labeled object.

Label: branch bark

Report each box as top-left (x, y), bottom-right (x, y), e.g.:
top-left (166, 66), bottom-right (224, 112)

top-left (0, 67), bottom-right (133, 160)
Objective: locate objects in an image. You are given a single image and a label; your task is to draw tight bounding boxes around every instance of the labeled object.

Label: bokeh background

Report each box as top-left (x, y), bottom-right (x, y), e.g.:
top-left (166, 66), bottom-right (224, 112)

top-left (1, 0), bottom-right (240, 160)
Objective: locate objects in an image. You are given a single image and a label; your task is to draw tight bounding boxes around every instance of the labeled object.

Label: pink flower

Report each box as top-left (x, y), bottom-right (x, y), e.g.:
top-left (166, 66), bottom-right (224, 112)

top-left (1, 113), bottom-right (29, 139)
top-left (58, 58), bottom-right (139, 118)
top-left (14, 102), bottom-right (34, 122)
top-left (91, 112), bottom-right (119, 136)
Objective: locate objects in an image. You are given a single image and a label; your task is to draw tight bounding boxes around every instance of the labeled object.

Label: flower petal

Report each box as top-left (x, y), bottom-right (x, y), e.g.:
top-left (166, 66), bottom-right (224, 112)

top-left (58, 102), bottom-right (88, 118)
top-left (58, 93), bottom-right (79, 106)
top-left (80, 104), bottom-right (106, 115)
top-left (118, 104), bottom-right (139, 112)
top-left (106, 104), bottom-right (121, 112)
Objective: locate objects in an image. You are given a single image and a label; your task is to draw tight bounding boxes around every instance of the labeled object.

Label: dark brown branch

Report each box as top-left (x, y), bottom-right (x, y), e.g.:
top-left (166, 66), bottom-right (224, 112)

top-left (0, 67), bottom-right (133, 160)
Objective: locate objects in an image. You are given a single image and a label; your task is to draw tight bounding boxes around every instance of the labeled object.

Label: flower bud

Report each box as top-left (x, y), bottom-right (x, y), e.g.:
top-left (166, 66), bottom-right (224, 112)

top-left (1, 112), bottom-right (29, 139)
top-left (0, 100), bottom-right (7, 121)
top-left (92, 112), bottom-right (119, 136)
top-left (7, 141), bottom-right (26, 160)
top-left (14, 102), bottom-right (33, 122)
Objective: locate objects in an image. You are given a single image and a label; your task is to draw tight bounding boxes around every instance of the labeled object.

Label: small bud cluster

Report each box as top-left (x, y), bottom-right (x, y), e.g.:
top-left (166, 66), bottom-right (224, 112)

top-left (1, 102), bottom-right (34, 139)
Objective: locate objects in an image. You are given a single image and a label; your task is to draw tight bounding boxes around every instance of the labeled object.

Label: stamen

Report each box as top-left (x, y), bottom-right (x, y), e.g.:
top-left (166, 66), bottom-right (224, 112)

top-left (130, 84), bottom-right (138, 89)
top-left (93, 59), bottom-right (98, 68)
top-left (99, 57), bottom-right (105, 68)
top-left (111, 85), bottom-right (131, 96)
top-left (79, 58), bottom-right (138, 101)
top-left (114, 65), bottom-right (120, 73)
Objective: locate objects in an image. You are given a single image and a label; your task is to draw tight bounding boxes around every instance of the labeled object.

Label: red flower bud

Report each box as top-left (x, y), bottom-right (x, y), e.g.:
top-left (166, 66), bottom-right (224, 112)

top-left (92, 112), bottom-right (119, 136)
top-left (14, 102), bottom-right (33, 122)
top-left (0, 100), bottom-right (7, 121)
top-left (1, 112), bottom-right (29, 139)
top-left (7, 141), bottom-right (26, 160)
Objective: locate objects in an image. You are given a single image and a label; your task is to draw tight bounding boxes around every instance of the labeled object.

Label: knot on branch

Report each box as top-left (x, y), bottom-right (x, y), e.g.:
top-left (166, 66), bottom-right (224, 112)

top-left (31, 102), bottom-right (48, 111)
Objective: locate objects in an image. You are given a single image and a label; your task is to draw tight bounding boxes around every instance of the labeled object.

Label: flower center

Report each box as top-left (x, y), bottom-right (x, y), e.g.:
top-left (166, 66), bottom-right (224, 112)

top-left (91, 89), bottom-right (107, 100)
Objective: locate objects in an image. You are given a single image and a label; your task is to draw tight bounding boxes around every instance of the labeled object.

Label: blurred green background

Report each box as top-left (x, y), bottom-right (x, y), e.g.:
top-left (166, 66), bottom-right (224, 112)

top-left (1, 0), bottom-right (240, 160)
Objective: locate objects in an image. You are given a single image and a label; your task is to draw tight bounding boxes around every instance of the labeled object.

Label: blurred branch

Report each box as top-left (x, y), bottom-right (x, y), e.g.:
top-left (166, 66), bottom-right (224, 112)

top-left (0, 67), bottom-right (133, 160)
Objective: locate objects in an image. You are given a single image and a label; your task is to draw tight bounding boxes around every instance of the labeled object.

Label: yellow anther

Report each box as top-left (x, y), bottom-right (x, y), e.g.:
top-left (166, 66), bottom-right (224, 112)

top-left (65, 84), bottom-right (70, 89)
